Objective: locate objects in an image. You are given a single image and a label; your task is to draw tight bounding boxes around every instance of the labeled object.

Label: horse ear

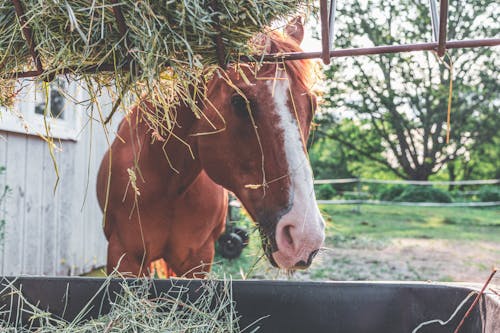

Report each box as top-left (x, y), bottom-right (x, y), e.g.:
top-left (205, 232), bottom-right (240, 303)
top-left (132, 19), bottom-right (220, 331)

top-left (285, 17), bottom-right (304, 45)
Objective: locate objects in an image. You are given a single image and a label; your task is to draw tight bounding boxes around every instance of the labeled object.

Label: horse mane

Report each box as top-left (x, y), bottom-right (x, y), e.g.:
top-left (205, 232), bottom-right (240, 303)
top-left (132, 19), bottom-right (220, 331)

top-left (251, 30), bottom-right (315, 91)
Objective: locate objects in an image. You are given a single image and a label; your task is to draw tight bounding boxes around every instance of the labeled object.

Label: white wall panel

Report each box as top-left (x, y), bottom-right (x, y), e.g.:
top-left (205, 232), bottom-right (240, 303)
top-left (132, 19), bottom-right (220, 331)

top-left (0, 94), bottom-right (117, 276)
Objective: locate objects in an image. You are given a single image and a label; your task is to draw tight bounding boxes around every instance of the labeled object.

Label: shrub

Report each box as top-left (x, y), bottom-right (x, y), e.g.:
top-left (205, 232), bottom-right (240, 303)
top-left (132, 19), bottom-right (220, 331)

top-left (394, 186), bottom-right (452, 203)
top-left (478, 187), bottom-right (500, 202)
top-left (316, 184), bottom-right (336, 200)
top-left (378, 185), bottom-right (406, 201)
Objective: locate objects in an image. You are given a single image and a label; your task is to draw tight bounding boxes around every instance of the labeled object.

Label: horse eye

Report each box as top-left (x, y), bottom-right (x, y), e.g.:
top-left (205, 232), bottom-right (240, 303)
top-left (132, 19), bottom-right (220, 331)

top-left (231, 94), bottom-right (249, 116)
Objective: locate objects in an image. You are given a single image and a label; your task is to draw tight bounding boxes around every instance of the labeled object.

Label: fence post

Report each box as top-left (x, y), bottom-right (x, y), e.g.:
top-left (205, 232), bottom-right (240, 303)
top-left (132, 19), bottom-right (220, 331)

top-left (355, 177), bottom-right (362, 213)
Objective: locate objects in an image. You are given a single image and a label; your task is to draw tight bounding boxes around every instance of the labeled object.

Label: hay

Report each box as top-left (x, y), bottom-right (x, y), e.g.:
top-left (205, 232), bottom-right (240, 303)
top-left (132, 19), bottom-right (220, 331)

top-left (0, 0), bottom-right (311, 129)
top-left (0, 276), bottom-right (245, 332)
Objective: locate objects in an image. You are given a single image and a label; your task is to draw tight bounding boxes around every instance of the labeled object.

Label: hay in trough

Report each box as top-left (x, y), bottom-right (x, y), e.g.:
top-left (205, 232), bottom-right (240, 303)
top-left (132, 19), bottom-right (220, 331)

top-left (0, 0), bottom-right (312, 129)
top-left (0, 276), bottom-right (247, 332)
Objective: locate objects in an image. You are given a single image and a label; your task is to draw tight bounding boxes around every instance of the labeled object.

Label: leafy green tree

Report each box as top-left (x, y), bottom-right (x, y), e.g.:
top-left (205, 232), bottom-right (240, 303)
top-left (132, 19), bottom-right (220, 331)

top-left (447, 136), bottom-right (500, 182)
top-left (317, 0), bottom-right (499, 180)
top-left (312, 116), bottom-right (399, 178)
top-left (309, 123), bottom-right (355, 180)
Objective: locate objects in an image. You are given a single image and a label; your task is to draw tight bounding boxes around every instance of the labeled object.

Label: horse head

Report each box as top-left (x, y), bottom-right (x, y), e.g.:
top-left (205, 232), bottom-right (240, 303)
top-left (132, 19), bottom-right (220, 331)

top-left (195, 19), bottom-right (325, 270)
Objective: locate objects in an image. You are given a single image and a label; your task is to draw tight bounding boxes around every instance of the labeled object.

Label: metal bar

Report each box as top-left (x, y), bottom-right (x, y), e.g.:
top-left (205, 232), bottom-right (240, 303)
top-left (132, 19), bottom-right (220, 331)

top-left (429, 0), bottom-right (439, 42)
top-left (8, 63), bottom-right (120, 79)
top-left (214, 33), bottom-right (227, 69)
top-left (5, 39), bottom-right (500, 79)
top-left (319, 0), bottom-right (331, 64)
top-left (316, 200), bottom-right (500, 207)
top-left (315, 178), bottom-right (360, 184)
top-left (110, 1), bottom-right (128, 39)
top-left (437, 0), bottom-right (449, 56)
top-left (453, 269), bottom-right (498, 333)
top-left (355, 178), bottom-right (362, 213)
top-left (240, 38), bottom-right (500, 62)
top-left (11, 0), bottom-right (43, 75)
top-left (314, 178), bottom-right (500, 186)
top-left (210, 1), bottom-right (227, 69)
top-left (110, 0), bottom-right (140, 75)
top-left (328, 0), bottom-right (337, 48)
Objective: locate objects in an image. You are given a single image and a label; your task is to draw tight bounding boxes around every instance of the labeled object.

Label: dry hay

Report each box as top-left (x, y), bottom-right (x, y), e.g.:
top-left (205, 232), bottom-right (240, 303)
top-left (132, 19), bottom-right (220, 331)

top-left (0, 275), bottom-right (252, 332)
top-left (0, 0), bottom-right (313, 129)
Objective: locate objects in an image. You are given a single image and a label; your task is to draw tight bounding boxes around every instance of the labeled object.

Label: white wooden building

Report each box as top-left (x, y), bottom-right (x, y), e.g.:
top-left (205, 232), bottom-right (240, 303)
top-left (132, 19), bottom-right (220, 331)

top-left (0, 79), bottom-right (116, 275)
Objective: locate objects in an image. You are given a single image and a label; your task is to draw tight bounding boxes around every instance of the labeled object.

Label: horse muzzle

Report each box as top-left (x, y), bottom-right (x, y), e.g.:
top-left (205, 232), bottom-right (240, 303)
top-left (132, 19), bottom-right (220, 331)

top-left (271, 214), bottom-right (325, 270)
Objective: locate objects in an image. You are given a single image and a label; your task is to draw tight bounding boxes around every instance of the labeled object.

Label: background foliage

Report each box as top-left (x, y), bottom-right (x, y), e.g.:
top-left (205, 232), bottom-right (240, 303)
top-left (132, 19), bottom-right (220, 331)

top-left (310, 0), bottom-right (499, 182)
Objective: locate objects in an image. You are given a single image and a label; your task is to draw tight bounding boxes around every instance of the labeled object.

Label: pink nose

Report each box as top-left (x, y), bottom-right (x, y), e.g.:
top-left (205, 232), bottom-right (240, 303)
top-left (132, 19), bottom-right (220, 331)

top-left (276, 223), bottom-right (298, 254)
top-left (273, 218), bottom-right (324, 269)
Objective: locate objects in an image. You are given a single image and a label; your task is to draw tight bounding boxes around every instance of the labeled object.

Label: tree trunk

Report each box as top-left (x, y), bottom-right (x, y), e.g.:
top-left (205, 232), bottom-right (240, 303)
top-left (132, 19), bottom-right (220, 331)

top-left (448, 161), bottom-right (456, 191)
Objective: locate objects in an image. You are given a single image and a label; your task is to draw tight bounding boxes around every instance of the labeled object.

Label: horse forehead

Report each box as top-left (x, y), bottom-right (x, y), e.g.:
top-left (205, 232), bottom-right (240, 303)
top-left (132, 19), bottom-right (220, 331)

top-left (209, 66), bottom-right (311, 113)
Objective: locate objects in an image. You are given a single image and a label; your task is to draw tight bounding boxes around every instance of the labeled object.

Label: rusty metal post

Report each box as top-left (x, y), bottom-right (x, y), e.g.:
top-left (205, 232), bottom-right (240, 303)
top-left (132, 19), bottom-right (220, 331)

top-left (209, 2), bottom-right (227, 69)
top-left (237, 38), bottom-right (500, 63)
top-left (5, 39), bottom-right (500, 79)
top-left (355, 178), bottom-right (362, 214)
top-left (429, 0), bottom-right (439, 42)
top-left (214, 33), bottom-right (227, 69)
top-left (110, 1), bottom-right (128, 39)
top-left (437, 0), bottom-right (449, 56)
top-left (328, 0), bottom-right (337, 48)
top-left (320, 0), bottom-right (331, 64)
top-left (12, 0), bottom-right (44, 75)
top-left (110, 0), bottom-right (140, 75)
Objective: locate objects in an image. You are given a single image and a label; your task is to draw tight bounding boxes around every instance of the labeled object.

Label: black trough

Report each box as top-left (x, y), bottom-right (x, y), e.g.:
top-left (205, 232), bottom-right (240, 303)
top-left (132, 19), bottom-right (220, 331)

top-left (0, 277), bottom-right (498, 332)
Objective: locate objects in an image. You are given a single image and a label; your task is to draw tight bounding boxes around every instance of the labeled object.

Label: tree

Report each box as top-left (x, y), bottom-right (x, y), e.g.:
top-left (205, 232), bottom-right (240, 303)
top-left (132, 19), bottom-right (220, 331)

top-left (318, 0), bottom-right (499, 180)
top-left (310, 117), bottom-right (393, 179)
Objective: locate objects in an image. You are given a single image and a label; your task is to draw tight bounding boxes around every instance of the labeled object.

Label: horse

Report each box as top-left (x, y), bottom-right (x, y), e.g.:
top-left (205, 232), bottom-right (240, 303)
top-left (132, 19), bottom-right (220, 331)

top-left (96, 19), bottom-right (325, 277)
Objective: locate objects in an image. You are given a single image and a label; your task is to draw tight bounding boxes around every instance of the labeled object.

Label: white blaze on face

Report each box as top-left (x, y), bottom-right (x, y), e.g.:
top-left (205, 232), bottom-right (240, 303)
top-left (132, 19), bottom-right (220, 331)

top-left (268, 78), bottom-right (325, 269)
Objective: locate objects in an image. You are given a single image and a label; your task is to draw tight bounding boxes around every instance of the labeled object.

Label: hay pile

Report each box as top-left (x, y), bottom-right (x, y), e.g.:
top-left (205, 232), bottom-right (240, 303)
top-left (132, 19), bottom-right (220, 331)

top-left (0, 277), bottom-right (248, 332)
top-left (0, 0), bottom-right (311, 127)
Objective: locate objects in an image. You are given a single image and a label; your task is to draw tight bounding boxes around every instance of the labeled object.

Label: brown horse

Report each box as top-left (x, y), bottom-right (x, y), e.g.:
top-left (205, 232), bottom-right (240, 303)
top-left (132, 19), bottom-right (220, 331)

top-left (96, 19), bottom-right (325, 277)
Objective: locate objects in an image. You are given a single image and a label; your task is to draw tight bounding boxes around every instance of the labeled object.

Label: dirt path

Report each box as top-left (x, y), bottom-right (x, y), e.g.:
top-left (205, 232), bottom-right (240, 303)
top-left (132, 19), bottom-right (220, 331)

top-left (291, 238), bottom-right (500, 284)
top-left (88, 237), bottom-right (499, 285)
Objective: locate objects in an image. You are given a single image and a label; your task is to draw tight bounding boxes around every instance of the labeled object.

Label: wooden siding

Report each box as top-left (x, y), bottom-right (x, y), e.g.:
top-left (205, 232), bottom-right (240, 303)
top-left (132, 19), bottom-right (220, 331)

top-left (0, 97), bottom-right (118, 276)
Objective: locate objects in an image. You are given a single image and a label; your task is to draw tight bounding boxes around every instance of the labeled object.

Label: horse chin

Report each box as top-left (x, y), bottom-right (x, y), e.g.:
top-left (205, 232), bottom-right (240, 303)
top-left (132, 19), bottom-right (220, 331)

top-left (266, 251), bottom-right (279, 268)
top-left (269, 251), bottom-right (310, 271)
top-left (267, 252), bottom-right (298, 276)
top-left (258, 230), bottom-right (279, 268)
top-left (271, 252), bottom-right (303, 270)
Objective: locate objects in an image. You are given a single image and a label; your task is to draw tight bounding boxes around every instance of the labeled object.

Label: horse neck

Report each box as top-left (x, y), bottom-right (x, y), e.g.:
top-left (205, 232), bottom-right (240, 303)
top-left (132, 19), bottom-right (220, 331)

top-left (143, 101), bottom-right (204, 197)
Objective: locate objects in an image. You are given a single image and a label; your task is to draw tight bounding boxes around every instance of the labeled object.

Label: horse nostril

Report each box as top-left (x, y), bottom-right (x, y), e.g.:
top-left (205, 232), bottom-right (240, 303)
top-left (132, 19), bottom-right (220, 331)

top-left (293, 249), bottom-right (320, 269)
top-left (278, 224), bottom-right (294, 250)
top-left (294, 260), bottom-right (307, 268)
top-left (308, 249), bottom-right (319, 265)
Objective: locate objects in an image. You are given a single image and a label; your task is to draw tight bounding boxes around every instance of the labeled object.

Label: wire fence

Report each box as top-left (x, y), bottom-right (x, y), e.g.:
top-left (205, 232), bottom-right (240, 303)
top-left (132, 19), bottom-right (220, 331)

top-left (314, 178), bottom-right (500, 207)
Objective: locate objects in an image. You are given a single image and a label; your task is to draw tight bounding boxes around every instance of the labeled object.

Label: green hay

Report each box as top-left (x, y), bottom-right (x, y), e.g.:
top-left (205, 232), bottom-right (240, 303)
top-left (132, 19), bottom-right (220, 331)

top-left (0, 0), bottom-right (312, 129)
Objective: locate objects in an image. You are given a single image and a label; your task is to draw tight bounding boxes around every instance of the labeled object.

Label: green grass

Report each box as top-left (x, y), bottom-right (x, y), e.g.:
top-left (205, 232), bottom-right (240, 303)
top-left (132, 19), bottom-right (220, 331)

top-left (84, 205), bottom-right (499, 279)
top-left (211, 220), bottom-right (271, 279)
top-left (320, 205), bottom-right (500, 244)
top-left (212, 205), bottom-right (500, 279)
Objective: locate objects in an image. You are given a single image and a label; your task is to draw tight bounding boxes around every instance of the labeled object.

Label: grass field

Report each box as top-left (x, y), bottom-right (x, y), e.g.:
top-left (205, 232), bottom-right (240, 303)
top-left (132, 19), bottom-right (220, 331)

top-left (211, 205), bottom-right (500, 282)
top-left (322, 204), bottom-right (500, 242)
top-left (86, 205), bottom-right (499, 282)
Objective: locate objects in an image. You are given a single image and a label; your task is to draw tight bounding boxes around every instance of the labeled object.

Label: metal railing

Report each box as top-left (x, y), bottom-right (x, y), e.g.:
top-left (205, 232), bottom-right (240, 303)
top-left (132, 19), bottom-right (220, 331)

top-left (314, 178), bottom-right (500, 207)
top-left (4, 0), bottom-right (500, 80)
